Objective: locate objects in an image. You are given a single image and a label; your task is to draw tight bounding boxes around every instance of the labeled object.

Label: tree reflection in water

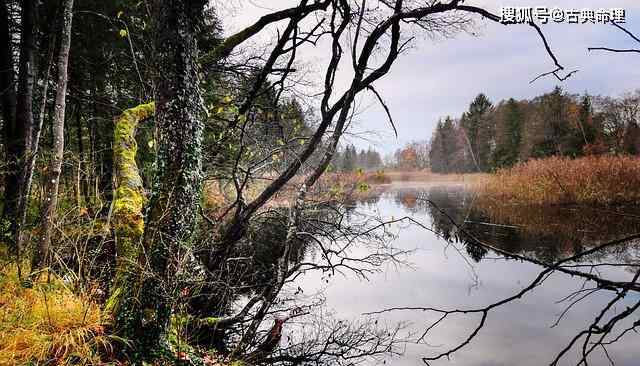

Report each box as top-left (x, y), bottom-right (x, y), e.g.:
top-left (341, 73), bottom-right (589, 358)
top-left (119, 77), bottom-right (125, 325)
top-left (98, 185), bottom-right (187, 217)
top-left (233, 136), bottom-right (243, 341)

top-left (352, 184), bottom-right (640, 365)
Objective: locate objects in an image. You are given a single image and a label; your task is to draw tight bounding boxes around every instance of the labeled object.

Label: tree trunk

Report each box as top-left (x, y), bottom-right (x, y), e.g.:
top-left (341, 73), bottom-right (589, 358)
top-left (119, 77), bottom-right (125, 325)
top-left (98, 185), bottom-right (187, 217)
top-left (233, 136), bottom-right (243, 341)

top-left (17, 32), bottom-right (57, 252)
top-left (16, 0), bottom-right (37, 166)
top-left (75, 104), bottom-right (89, 206)
top-left (105, 101), bottom-right (154, 315)
top-left (0, 1), bottom-right (18, 264)
top-left (113, 0), bottom-right (206, 353)
top-left (32, 0), bottom-right (74, 272)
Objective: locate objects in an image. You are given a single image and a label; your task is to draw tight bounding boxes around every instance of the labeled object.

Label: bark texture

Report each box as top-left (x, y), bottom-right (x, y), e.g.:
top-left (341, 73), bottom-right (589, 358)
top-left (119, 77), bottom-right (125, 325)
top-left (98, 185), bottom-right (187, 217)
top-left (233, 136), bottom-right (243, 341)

top-left (113, 0), bottom-right (205, 353)
top-left (0, 1), bottom-right (18, 260)
top-left (32, 0), bottom-right (74, 271)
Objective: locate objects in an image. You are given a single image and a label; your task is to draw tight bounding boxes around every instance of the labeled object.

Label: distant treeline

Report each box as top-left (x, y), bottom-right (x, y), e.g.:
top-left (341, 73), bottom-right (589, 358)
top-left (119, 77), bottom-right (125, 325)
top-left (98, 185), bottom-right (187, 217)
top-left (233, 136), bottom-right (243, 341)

top-left (331, 144), bottom-right (384, 172)
top-left (334, 87), bottom-right (640, 174)
top-left (426, 87), bottom-right (640, 173)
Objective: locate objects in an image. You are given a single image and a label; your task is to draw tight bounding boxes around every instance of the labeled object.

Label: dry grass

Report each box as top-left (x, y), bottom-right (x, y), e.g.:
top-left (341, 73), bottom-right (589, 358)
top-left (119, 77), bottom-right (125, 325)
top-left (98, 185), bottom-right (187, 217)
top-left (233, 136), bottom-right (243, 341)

top-left (480, 155), bottom-right (640, 206)
top-left (0, 267), bottom-right (111, 365)
top-left (384, 170), bottom-right (488, 184)
top-left (311, 170), bottom-right (389, 201)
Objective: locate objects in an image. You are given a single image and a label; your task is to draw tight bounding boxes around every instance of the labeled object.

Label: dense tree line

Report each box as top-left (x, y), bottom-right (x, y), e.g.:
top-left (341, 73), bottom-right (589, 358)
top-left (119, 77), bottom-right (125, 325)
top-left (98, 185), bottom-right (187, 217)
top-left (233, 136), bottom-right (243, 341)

top-left (331, 144), bottom-right (383, 172)
top-left (428, 88), bottom-right (640, 173)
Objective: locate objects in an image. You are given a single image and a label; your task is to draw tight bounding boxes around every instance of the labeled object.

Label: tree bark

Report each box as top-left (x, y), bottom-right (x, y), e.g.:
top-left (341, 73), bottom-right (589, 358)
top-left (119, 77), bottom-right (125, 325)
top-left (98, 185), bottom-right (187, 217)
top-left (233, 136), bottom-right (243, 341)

top-left (18, 31), bottom-right (57, 253)
top-left (0, 1), bottom-right (18, 263)
top-left (32, 0), bottom-right (74, 272)
top-left (113, 0), bottom-right (206, 353)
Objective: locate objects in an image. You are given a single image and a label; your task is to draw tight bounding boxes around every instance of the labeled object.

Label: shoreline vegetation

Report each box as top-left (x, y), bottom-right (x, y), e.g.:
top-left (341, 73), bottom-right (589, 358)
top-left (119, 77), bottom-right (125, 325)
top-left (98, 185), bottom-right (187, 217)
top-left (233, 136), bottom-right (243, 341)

top-left (349, 155), bottom-right (640, 208)
top-left (479, 155), bottom-right (640, 207)
top-left (1, 156), bottom-right (636, 365)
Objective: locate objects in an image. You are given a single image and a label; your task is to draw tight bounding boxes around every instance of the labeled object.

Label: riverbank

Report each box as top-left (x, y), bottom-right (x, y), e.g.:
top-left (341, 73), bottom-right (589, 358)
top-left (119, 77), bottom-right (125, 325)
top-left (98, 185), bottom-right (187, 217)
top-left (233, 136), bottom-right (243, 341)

top-left (480, 155), bottom-right (640, 206)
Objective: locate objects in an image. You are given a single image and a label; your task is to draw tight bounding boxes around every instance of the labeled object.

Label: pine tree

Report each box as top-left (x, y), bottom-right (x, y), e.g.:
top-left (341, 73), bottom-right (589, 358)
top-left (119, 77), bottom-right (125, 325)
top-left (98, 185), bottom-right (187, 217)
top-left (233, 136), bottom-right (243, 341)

top-left (461, 93), bottom-right (493, 171)
top-left (492, 98), bottom-right (522, 169)
top-left (342, 144), bottom-right (357, 171)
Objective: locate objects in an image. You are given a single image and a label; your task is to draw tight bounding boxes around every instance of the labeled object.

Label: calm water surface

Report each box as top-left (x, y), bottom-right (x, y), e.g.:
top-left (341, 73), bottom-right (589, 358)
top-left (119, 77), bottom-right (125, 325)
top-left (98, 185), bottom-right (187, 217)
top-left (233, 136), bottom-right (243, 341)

top-left (299, 183), bottom-right (640, 366)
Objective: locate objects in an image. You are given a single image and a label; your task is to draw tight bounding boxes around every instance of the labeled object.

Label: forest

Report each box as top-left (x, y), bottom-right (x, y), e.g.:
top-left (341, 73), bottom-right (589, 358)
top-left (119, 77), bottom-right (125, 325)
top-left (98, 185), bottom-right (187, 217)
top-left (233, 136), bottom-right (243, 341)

top-left (386, 88), bottom-right (640, 173)
top-left (1, 0), bottom-right (640, 366)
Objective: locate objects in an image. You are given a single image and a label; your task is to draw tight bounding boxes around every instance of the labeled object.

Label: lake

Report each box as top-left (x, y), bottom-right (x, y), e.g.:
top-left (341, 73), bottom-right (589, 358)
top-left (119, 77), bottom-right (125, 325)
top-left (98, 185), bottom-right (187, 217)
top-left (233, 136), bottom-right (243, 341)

top-left (297, 182), bottom-right (640, 366)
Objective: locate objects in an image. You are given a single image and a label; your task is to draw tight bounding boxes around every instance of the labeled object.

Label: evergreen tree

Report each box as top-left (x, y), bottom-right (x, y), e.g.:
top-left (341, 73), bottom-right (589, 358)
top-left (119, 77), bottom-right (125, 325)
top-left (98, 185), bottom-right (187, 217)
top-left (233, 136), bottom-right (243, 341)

top-left (342, 144), bottom-right (357, 171)
top-left (492, 98), bottom-right (522, 169)
top-left (429, 117), bottom-right (459, 173)
top-left (461, 93), bottom-right (493, 171)
top-left (578, 94), bottom-right (597, 146)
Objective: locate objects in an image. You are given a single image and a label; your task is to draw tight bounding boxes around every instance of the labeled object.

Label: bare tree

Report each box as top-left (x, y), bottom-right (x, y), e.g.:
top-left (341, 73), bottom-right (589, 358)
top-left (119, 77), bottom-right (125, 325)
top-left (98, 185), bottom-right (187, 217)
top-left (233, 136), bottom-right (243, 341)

top-left (99, 0), bottom-right (582, 361)
top-left (32, 0), bottom-right (74, 271)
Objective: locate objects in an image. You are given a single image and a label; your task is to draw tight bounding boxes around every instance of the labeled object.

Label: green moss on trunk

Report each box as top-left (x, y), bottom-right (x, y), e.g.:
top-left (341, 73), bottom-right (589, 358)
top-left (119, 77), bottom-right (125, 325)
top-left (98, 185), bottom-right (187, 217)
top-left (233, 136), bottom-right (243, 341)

top-left (106, 102), bottom-right (154, 315)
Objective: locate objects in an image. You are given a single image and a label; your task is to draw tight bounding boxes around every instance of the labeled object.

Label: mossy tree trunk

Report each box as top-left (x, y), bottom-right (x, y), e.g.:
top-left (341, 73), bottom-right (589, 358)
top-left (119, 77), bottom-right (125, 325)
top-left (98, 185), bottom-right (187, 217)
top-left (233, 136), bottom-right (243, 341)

top-left (113, 0), bottom-right (206, 354)
top-left (105, 101), bottom-right (154, 315)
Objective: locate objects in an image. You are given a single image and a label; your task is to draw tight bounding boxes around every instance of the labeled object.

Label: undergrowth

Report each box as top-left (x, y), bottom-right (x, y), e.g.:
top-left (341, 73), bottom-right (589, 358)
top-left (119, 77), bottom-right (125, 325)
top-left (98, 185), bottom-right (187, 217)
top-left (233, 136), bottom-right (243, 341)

top-left (0, 266), bottom-right (113, 365)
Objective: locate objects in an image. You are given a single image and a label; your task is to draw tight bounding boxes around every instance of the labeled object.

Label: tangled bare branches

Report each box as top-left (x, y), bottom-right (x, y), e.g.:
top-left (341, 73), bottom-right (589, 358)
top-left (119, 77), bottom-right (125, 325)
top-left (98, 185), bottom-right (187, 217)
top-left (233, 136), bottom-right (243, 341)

top-left (365, 198), bottom-right (640, 365)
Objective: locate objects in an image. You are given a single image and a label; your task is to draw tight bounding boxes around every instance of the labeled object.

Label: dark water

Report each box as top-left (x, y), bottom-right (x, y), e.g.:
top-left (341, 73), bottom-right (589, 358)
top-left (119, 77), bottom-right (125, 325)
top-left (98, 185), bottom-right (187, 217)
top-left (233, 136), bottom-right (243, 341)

top-left (299, 183), bottom-right (640, 366)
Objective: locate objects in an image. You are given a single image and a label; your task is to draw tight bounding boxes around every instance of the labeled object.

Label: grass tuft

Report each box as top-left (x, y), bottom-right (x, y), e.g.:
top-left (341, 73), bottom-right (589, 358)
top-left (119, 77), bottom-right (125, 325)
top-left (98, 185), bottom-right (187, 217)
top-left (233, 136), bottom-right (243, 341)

top-left (0, 267), bottom-right (111, 365)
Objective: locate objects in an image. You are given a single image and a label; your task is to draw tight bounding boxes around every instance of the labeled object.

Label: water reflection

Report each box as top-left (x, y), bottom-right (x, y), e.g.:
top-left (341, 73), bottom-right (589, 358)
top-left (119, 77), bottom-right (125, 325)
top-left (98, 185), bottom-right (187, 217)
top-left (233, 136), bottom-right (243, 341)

top-left (301, 183), bottom-right (640, 366)
top-left (380, 185), bottom-right (640, 264)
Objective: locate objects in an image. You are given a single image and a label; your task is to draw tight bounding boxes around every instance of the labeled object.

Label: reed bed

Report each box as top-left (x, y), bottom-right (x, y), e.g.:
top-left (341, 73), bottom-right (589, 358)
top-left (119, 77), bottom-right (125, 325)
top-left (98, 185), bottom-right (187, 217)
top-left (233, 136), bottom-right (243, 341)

top-left (481, 155), bottom-right (640, 206)
top-left (383, 170), bottom-right (488, 184)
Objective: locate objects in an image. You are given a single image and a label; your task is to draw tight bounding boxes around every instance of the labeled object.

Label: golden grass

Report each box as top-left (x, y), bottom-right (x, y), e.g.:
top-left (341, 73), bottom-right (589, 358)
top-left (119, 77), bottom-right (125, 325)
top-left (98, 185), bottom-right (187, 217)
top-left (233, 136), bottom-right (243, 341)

top-left (312, 170), bottom-right (386, 201)
top-left (0, 267), bottom-right (111, 365)
top-left (480, 155), bottom-right (640, 206)
top-left (384, 170), bottom-right (489, 184)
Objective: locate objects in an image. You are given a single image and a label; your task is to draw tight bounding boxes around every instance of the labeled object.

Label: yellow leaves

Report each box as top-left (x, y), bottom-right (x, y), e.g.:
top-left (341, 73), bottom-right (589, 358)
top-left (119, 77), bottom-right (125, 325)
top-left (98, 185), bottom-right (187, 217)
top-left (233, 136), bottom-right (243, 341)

top-left (118, 29), bottom-right (128, 38)
top-left (116, 10), bottom-right (124, 18)
top-left (223, 95), bottom-right (233, 103)
top-left (147, 139), bottom-right (155, 148)
top-left (216, 106), bottom-right (224, 114)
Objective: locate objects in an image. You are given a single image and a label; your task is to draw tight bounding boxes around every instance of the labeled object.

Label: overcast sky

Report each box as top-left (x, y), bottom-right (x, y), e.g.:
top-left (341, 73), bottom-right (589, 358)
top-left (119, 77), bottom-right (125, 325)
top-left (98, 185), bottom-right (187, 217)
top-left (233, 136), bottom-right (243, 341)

top-left (219, 1), bottom-right (640, 155)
